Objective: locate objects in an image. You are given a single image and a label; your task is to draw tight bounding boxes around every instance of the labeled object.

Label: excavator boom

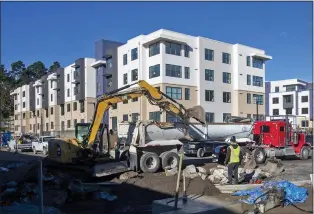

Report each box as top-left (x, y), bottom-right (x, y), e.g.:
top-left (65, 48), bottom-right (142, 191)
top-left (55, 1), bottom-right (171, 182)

top-left (84, 80), bottom-right (206, 148)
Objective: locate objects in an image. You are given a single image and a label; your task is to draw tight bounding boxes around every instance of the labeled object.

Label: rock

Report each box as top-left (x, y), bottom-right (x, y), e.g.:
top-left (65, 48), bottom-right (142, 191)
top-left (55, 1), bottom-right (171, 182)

top-left (196, 167), bottom-right (207, 174)
top-left (217, 165), bottom-right (227, 170)
top-left (208, 175), bottom-right (215, 182)
top-left (119, 171), bottom-right (138, 180)
top-left (238, 168), bottom-right (245, 174)
top-left (183, 165), bottom-right (199, 179)
top-left (165, 168), bottom-right (177, 176)
top-left (213, 169), bottom-right (225, 179)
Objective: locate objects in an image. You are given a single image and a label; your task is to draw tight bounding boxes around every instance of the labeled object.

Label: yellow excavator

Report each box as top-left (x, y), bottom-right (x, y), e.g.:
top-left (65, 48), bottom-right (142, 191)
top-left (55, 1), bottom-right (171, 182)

top-left (47, 80), bottom-right (206, 176)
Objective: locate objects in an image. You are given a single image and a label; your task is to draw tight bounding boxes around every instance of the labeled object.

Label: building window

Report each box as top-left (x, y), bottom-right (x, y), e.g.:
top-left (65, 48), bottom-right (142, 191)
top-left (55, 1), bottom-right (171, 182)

top-left (185, 88), bottom-right (190, 100)
top-left (22, 91), bottom-right (25, 97)
top-left (286, 85), bottom-right (296, 92)
top-left (107, 77), bottom-right (113, 88)
top-left (131, 48), bottom-right (138, 61)
top-left (67, 74), bottom-right (70, 82)
top-left (275, 87), bottom-right (279, 92)
top-left (112, 103), bottom-right (117, 109)
top-left (36, 88), bottom-right (39, 93)
top-left (223, 72), bottom-right (231, 84)
top-left (252, 57), bottom-right (263, 69)
top-left (223, 92), bottom-right (231, 103)
top-left (222, 52), bottom-right (231, 64)
top-left (67, 89), bottom-right (70, 97)
top-left (166, 112), bottom-right (181, 123)
top-left (97, 83), bottom-right (101, 92)
top-left (123, 73), bottom-right (128, 85)
top-left (247, 75), bottom-right (251, 85)
top-left (131, 113), bottom-right (139, 122)
top-left (46, 123), bottom-right (49, 131)
top-left (122, 114), bottom-right (128, 121)
top-left (184, 67), bottom-right (190, 79)
top-left (80, 101), bottom-right (85, 113)
top-left (273, 109), bottom-right (279, 115)
top-left (67, 120), bottom-right (71, 128)
top-left (131, 69), bottom-right (138, 81)
top-left (149, 111), bottom-right (161, 121)
top-left (272, 97), bottom-right (279, 104)
top-left (252, 76), bottom-right (263, 87)
top-left (205, 69), bottom-right (214, 81)
top-left (23, 113), bottom-right (25, 119)
top-left (36, 98), bottom-right (39, 105)
top-left (205, 112), bottom-right (215, 123)
top-left (67, 103), bottom-right (71, 112)
top-left (253, 94), bottom-right (264, 105)
top-left (301, 96), bottom-right (308, 103)
top-left (205, 49), bottom-right (214, 61)
top-left (15, 115), bottom-right (18, 120)
top-left (166, 87), bottom-right (182, 100)
top-left (165, 42), bottom-right (181, 56)
top-left (51, 122), bottom-right (54, 129)
top-left (149, 42), bottom-right (160, 57)
top-left (57, 90), bottom-right (60, 98)
top-left (283, 95), bottom-right (292, 103)
top-left (123, 54), bottom-right (127, 65)
top-left (22, 102), bottom-right (25, 108)
top-left (73, 102), bottom-right (77, 111)
top-left (184, 45), bottom-right (190, 57)
top-left (247, 93), bottom-right (251, 104)
top-left (301, 108), bottom-right (308, 114)
top-left (123, 100), bottom-right (128, 104)
top-left (166, 64), bottom-right (182, 78)
top-left (301, 120), bottom-right (309, 127)
top-left (132, 98), bottom-right (138, 102)
top-left (223, 113), bottom-right (232, 122)
top-left (80, 119), bottom-right (84, 123)
top-left (286, 108), bottom-right (292, 115)
top-left (73, 119), bottom-right (77, 126)
top-left (61, 121), bottom-right (65, 130)
top-left (111, 117), bottom-right (117, 131)
top-left (50, 94), bottom-right (53, 101)
top-left (15, 105), bottom-right (17, 110)
top-left (37, 110), bottom-right (39, 117)
top-left (60, 104), bottom-right (64, 115)
top-left (246, 56), bottom-right (251, 66)
top-left (149, 64), bottom-right (160, 79)
top-left (50, 107), bottom-right (53, 115)
top-left (205, 90), bottom-right (214, 102)
top-left (30, 124), bottom-right (32, 130)
top-left (107, 57), bottom-right (112, 68)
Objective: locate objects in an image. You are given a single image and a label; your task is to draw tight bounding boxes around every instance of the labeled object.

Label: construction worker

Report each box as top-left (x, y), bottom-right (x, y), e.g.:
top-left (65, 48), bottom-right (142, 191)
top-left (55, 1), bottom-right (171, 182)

top-left (224, 136), bottom-right (242, 184)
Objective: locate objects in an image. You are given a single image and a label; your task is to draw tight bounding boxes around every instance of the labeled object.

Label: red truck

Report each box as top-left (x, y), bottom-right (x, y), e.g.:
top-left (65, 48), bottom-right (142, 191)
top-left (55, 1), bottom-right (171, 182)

top-left (213, 119), bottom-right (313, 164)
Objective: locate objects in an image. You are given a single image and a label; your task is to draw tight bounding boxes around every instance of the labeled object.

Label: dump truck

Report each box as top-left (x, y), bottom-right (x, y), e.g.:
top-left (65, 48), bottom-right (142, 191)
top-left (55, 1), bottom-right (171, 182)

top-left (47, 80), bottom-right (206, 177)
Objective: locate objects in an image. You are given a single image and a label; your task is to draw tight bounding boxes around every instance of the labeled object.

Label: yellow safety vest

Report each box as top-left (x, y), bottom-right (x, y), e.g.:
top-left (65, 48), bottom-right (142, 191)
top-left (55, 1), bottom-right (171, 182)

top-left (229, 145), bottom-right (240, 163)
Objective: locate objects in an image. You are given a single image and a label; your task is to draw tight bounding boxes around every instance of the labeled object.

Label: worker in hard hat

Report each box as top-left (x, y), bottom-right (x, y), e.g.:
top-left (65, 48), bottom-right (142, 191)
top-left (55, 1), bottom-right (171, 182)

top-left (224, 136), bottom-right (242, 184)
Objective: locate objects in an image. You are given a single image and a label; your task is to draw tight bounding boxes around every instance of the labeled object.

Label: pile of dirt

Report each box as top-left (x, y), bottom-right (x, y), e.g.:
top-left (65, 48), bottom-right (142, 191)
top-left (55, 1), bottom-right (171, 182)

top-left (107, 171), bottom-right (221, 213)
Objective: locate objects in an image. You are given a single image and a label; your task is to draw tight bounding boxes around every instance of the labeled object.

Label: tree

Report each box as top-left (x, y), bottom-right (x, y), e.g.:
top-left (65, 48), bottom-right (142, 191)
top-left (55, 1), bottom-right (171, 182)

top-left (0, 65), bottom-right (14, 119)
top-left (48, 61), bottom-right (61, 73)
top-left (9, 61), bottom-right (26, 84)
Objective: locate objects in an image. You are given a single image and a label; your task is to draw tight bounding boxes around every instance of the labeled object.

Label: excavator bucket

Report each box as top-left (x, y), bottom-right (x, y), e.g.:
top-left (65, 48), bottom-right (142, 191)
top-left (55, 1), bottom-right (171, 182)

top-left (186, 105), bottom-right (206, 124)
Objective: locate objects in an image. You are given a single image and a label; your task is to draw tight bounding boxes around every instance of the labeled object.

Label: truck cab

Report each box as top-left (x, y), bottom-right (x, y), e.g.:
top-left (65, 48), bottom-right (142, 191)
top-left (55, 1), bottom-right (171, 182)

top-left (32, 136), bottom-right (56, 155)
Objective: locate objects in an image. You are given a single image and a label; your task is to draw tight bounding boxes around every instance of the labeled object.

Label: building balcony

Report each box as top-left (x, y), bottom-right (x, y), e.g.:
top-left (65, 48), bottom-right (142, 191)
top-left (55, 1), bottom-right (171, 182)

top-left (33, 81), bottom-right (43, 87)
top-left (250, 53), bottom-right (272, 61)
top-left (47, 73), bottom-right (57, 81)
top-left (10, 90), bottom-right (17, 96)
top-left (142, 29), bottom-right (188, 47)
top-left (91, 60), bottom-right (107, 68)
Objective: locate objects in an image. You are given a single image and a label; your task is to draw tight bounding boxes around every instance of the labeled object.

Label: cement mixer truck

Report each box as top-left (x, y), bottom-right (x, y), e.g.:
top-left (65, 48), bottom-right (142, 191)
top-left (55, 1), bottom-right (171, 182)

top-left (47, 80), bottom-right (206, 177)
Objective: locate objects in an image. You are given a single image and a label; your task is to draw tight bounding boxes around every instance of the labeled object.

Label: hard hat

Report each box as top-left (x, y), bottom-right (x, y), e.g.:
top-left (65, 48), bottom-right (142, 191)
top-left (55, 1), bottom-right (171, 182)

top-left (230, 136), bottom-right (236, 142)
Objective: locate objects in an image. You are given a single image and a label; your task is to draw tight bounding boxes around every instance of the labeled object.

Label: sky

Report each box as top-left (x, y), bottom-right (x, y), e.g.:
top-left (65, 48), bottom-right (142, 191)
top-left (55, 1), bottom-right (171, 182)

top-left (1, 1), bottom-right (313, 82)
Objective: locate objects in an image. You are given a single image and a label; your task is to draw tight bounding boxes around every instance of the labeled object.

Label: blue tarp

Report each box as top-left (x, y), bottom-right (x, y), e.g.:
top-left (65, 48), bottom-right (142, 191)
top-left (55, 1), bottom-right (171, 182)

top-left (232, 180), bottom-right (308, 205)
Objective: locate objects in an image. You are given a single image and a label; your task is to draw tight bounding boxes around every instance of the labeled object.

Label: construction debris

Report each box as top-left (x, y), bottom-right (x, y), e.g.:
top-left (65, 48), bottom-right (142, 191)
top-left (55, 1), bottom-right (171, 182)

top-left (119, 171), bottom-right (138, 180)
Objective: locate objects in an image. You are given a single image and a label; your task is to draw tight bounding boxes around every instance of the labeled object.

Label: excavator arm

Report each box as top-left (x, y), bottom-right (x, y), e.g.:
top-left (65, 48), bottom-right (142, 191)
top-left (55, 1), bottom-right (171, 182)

top-left (84, 80), bottom-right (205, 148)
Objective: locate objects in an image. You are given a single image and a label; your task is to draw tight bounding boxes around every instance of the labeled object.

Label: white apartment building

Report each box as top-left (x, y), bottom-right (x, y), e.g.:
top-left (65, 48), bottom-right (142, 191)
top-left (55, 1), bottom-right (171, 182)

top-left (110, 29), bottom-right (272, 129)
top-left (266, 79), bottom-right (313, 130)
top-left (11, 58), bottom-right (98, 136)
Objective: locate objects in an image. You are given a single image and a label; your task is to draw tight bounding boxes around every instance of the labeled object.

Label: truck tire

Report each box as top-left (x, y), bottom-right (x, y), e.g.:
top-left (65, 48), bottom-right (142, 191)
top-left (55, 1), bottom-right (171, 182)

top-left (253, 148), bottom-right (266, 164)
top-left (197, 148), bottom-right (205, 158)
top-left (300, 146), bottom-right (310, 160)
top-left (140, 152), bottom-right (160, 173)
top-left (161, 152), bottom-right (179, 170)
top-left (43, 147), bottom-right (48, 156)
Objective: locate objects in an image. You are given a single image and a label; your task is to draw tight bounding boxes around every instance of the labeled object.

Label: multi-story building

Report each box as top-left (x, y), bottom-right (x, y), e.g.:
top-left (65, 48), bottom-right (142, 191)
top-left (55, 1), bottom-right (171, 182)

top-left (11, 58), bottom-right (98, 136)
top-left (265, 79), bottom-right (313, 131)
top-left (109, 29), bottom-right (272, 129)
top-left (92, 39), bottom-right (124, 125)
